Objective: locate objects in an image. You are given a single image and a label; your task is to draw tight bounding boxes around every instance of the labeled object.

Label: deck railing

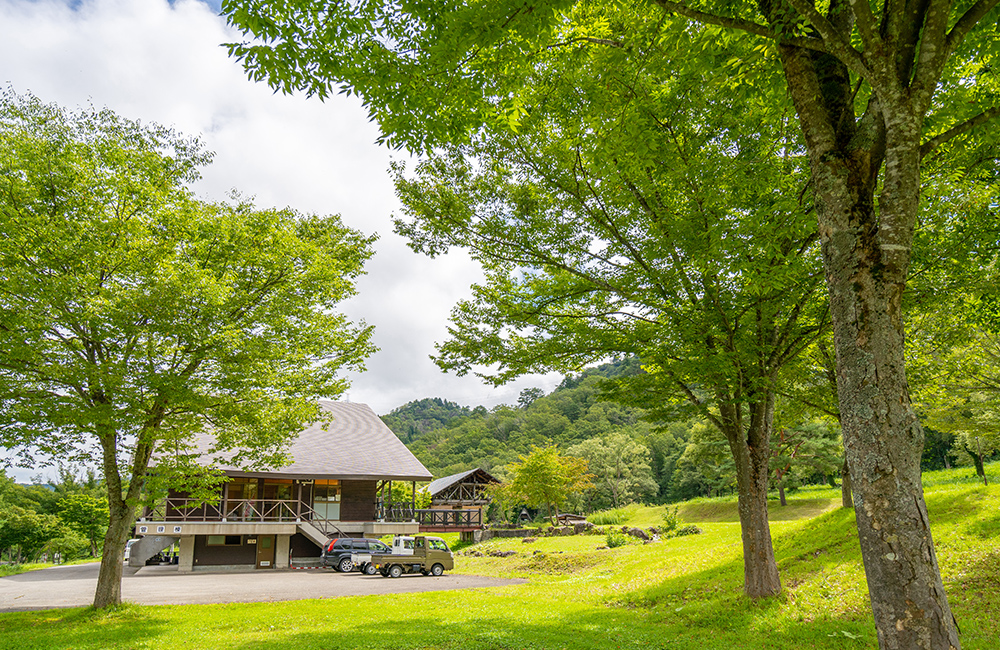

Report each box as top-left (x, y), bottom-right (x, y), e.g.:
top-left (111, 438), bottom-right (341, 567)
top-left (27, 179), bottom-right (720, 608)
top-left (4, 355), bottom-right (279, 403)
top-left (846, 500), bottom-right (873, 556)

top-left (142, 498), bottom-right (305, 523)
top-left (414, 509), bottom-right (482, 528)
top-left (141, 498), bottom-right (483, 529)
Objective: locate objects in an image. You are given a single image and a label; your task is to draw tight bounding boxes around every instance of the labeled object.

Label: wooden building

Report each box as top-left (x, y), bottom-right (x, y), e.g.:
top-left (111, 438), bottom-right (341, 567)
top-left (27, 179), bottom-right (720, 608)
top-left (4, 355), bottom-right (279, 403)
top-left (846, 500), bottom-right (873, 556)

top-left (133, 401), bottom-right (432, 571)
top-left (421, 468), bottom-right (499, 535)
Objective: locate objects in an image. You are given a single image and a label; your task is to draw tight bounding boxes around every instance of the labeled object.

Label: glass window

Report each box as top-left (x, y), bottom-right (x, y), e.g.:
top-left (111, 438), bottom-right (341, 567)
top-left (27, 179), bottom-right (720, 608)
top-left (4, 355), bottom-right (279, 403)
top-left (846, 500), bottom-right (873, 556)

top-left (313, 480), bottom-right (341, 520)
top-left (206, 535), bottom-right (242, 546)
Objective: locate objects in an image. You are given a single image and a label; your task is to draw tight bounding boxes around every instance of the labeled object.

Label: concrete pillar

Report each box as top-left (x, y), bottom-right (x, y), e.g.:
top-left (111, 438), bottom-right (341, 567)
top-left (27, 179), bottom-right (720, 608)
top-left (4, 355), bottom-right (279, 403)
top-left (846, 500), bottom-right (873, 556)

top-left (275, 534), bottom-right (290, 569)
top-left (178, 536), bottom-right (195, 573)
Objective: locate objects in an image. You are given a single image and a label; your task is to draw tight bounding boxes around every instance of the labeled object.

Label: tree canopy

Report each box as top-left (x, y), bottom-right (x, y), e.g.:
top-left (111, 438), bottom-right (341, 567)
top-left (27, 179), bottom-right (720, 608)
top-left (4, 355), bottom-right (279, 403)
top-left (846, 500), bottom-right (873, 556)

top-left (223, 0), bottom-right (1000, 645)
top-left (0, 91), bottom-right (376, 607)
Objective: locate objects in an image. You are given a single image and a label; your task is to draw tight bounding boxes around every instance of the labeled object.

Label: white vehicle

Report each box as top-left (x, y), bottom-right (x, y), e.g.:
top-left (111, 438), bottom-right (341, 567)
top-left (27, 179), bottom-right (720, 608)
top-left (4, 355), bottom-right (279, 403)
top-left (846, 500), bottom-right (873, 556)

top-left (123, 538), bottom-right (140, 563)
top-left (391, 536), bottom-right (415, 556)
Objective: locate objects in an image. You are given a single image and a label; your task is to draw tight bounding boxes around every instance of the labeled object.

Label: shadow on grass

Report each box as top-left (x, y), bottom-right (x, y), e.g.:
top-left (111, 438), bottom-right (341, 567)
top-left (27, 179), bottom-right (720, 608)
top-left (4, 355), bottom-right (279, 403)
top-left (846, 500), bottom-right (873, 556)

top-left (679, 498), bottom-right (837, 524)
top-left (226, 604), bottom-right (875, 650)
top-left (0, 603), bottom-right (168, 650)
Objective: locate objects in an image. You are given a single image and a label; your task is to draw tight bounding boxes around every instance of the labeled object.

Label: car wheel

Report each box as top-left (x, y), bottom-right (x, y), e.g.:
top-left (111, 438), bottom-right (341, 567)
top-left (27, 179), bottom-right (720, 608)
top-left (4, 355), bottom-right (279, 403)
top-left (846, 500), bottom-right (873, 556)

top-left (430, 563), bottom-right (444, 577)
top-left (338, 557), bottom-right (354, 573)
top-left (363, 563), bottom-right (377, 575)
top-left (388, 564), bottom-right (403, 578)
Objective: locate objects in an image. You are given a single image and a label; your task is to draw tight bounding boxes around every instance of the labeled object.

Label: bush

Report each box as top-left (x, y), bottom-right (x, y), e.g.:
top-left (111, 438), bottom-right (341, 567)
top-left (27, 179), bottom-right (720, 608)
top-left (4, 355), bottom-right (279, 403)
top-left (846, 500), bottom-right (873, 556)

top-left (661, 506), bottom-right (679, 534)
top-left (605, 530), bottom-right (632, 548)
top-left (673, 524), bottom-right (703, 537)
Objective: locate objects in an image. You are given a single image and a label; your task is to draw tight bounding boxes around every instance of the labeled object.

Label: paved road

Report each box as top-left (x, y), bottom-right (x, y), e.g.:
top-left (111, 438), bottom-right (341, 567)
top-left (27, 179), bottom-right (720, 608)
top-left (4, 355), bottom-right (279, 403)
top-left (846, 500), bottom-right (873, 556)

top-left (0, 563), bottom-right (524, 612)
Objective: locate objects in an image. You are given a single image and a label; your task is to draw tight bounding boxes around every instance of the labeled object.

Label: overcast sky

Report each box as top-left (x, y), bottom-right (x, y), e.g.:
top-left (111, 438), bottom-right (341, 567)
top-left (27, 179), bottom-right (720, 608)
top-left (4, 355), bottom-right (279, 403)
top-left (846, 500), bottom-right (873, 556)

top-left (1, 0), bottom-right (562, 481)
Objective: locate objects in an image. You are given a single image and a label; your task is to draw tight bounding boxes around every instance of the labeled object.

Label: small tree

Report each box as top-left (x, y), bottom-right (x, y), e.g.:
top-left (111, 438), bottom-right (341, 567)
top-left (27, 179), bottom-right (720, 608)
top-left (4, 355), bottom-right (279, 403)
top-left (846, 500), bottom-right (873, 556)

top-left (568, 432), bottom-right (658, 510)
top-left (57, 494), bottom-right (110, 557)
top-left (505, 446), bottom-right (593, 525)
top-left (0, 92), bottom-right (375, 607)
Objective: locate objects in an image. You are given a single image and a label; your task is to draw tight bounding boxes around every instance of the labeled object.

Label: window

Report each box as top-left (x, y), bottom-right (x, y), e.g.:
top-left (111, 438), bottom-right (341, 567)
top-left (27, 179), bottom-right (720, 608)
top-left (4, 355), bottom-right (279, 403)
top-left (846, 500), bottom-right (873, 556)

top-left (429, 539), bottom-right (450, 552)
top-left (227, 478), bottom-right (257, 501)
top-left (313, 479), bottom-right (341, 520)
top-left (206, 535), bottom-right (242, 546)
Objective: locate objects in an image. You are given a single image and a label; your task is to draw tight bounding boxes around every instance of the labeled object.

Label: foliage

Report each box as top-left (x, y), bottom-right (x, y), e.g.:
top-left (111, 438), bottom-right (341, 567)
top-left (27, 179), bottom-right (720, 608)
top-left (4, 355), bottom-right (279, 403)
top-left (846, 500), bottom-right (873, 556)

top-left (588, 505), bottom-right (638, 526)
top-left (56, 494), bottom-right (110, 557)
top-left (381, 398), bottom-right (475, 444)
top-left (43, 531), bottom-right (90, 561)
top-left (604, 529), bottom-right (633, 548)
top-left (567, 432), bottom-right (658, 510)
top-left (505, 445), bottom-right (593, 524)
top-left (389, 482), bottom-right (431, 509)
top-left (0, 91), bottom-right (375, 606)
top-left (0, 503), bottom-right (60, 563)
top-left (672, 524), bottom-right (703, 537)
top-left (769, 419), bottom-right (842, 502)
top-left (661, 506), bottom-right (679, 534)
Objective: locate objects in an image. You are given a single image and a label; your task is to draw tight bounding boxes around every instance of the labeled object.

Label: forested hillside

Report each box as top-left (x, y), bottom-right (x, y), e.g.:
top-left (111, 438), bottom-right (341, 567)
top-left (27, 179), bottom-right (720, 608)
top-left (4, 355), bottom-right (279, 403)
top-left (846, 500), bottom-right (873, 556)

top-left (381, 359), bottom-right (828, 509)
top-left (382, 358), bottom-right (996, 512)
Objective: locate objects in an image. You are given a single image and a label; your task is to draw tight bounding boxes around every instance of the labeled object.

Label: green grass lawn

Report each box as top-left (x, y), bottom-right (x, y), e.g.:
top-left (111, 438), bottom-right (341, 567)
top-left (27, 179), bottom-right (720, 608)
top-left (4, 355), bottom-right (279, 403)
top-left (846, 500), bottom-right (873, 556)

top-left (2, 464), bottom-right (997, 649)
top-left (0, 558), bottom-right (101, 578)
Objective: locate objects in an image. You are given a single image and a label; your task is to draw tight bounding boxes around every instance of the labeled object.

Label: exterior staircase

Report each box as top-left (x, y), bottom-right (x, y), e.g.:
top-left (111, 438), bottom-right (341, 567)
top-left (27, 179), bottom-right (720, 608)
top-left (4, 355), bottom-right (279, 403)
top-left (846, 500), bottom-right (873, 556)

top-left (128, 534), bottom-right (179, 568)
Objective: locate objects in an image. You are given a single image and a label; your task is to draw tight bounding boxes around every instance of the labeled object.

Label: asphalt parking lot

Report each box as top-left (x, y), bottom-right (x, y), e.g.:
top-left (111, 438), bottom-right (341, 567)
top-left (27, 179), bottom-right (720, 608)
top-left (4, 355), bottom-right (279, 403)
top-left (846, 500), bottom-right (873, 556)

top-left (0, 562), bottom-right (525, 612)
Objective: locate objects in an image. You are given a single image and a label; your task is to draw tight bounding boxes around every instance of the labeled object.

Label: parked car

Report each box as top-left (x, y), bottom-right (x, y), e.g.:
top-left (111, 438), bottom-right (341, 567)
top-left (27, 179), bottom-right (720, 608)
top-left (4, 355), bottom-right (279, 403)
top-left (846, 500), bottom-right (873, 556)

top-left (123, 538), bottom-right (140, 563)
top-left (322, 537), bottom-right (391, 574)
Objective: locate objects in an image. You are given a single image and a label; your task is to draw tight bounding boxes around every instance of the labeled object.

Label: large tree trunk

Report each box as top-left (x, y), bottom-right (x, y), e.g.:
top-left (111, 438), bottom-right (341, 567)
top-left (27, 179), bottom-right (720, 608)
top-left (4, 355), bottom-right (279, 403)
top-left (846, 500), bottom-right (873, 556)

top-left (814, 118), bottom-right (959, 648)
top-left (773, 31), bottom-right (960, 645)
top-left (725, 394), bottom-right (781, 599)
top-left (93, 498), bottom-right (135, 608)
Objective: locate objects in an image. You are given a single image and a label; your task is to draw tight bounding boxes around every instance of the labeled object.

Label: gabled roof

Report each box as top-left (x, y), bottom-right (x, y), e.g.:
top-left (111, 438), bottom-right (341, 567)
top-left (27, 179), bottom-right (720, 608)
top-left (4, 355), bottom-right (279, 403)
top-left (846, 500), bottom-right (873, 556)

top-left (427, 467), bottom-right (499, 496)
top-left (190, 401), bottom-right (432, 481)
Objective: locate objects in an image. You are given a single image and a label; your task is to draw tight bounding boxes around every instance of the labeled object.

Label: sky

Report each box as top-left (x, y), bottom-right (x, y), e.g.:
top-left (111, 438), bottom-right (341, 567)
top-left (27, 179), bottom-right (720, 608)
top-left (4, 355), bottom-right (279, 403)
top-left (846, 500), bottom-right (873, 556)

top-left (0, 0), bottom-right (562, 481)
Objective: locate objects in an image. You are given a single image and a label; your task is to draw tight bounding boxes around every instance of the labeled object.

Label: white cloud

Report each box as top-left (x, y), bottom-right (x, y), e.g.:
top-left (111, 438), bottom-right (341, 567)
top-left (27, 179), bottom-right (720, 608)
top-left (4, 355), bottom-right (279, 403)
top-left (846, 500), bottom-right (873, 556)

top-left (0, 0), bottom-right (560, 480)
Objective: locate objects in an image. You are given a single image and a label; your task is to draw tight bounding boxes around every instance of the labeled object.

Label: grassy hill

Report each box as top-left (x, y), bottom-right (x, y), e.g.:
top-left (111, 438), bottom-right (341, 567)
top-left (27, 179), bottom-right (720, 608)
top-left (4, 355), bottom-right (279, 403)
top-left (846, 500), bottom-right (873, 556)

top-left (1, 464), bottom-right (996, 649)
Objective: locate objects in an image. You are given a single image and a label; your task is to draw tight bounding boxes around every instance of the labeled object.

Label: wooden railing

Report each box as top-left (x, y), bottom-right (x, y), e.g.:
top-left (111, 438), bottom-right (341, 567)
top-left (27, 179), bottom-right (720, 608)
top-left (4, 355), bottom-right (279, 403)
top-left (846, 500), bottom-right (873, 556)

top-left (414, 509), bottom-right (482, 528)
top-left (142, 498), bottom-right (303, 523)
top-left (377, 506), bottom-right (482, 528)
top-left (141, 499), bottom-right (482, 530)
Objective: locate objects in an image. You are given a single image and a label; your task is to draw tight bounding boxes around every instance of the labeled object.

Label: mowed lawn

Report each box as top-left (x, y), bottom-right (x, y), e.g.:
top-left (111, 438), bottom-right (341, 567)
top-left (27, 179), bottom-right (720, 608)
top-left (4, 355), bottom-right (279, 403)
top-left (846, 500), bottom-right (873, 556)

top-left (1, 465), bottom-right (997, 650)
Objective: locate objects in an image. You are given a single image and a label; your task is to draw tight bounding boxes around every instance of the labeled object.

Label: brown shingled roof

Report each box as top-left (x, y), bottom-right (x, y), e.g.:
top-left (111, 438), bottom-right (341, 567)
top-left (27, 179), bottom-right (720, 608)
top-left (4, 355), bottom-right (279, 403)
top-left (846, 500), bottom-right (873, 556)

top-left (191, 401), bottom-right (432, 481)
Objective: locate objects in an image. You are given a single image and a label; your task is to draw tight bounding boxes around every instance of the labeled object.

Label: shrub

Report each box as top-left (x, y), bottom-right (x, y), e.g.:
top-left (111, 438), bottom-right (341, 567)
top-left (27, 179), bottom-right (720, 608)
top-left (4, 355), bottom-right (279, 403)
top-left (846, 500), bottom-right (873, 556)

top-left (673, 524), bottom-right (703, 537)
top-left (661, 506), bottom-right (679, 534)
top-left (605, 530), bottom-right (632, 548)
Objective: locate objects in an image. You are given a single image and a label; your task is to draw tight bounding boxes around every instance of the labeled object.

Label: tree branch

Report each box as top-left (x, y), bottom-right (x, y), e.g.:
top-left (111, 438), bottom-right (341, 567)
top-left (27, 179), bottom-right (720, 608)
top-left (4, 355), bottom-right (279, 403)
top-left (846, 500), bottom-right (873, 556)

top-left (920, 106), bottom-right (1000, 159)
top-left (946, 0), bottom-right (1000, 52)
top-left (653, 0), bottom-right (828, 53)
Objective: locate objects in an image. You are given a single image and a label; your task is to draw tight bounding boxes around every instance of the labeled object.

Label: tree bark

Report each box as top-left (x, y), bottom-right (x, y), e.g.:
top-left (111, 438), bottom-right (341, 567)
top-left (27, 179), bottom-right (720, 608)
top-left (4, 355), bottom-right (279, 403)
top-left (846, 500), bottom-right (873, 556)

top-left (725, 394), bottom-right (781, 599)
top-left (93, 499), bottom-right (135, 608)
top-left (778, 484), bottom-right (787, 507)
top-left (770, 26), bottom-right (961, 644)
top-left (840, 459), bottom-right (853, 509)
top-left (808, 113), bottom-right (959, 649)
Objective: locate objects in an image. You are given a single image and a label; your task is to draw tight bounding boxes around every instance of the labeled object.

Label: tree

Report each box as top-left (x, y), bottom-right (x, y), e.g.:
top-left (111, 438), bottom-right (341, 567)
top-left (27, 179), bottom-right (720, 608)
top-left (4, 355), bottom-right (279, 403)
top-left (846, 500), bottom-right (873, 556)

top-left (0, 504), bottom-right (60, 563)
top-left (568, 431), bottom-right (658, 510)
top-left (769, 419), bottom-right (842, 506)
top-left (505, 445), bottom-right (593, 524)
top-left (223, 0), bottom-right (1000, 644)
top-left (0, 92), bottom-right (375, 607)
top-left (57, 494), bottom-right (110, 558)
top-left (389, 18), bottom-right (826, 597)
